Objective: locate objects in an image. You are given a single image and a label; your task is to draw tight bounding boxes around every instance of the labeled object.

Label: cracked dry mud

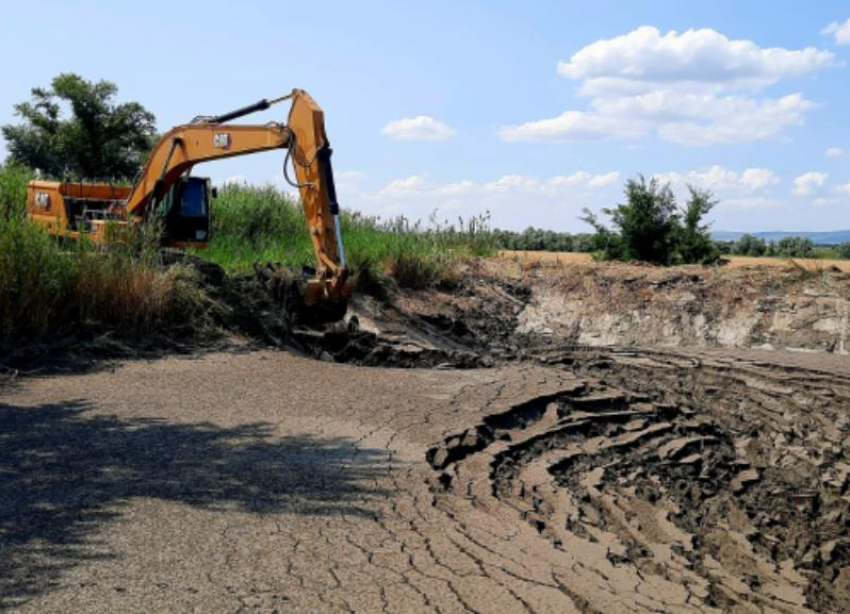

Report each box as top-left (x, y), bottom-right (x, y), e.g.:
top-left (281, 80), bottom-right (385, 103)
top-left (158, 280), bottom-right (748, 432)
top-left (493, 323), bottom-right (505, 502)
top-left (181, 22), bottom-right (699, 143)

top-left (3, 261), bottom-right (850, 613)
top-left (3, 347), bottom-right (849, 613)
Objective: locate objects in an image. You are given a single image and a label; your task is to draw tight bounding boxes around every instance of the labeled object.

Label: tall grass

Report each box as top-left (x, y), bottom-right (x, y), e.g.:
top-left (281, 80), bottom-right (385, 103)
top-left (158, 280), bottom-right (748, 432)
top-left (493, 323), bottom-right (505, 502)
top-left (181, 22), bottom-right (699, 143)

top-left (200, 183), bottom-right (496, 288)
top-left (0, 169), bottom-right (497, 349)
top-left (0, 163), bottom-right (30, 222)
top-left (0, 164), bottom-right (208, 349)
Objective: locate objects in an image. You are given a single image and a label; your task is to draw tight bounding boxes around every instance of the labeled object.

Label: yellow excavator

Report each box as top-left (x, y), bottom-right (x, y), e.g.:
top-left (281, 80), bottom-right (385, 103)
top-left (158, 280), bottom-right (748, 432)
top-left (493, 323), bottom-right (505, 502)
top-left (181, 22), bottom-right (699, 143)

top-left (26, 89), bottom-right (350, 317)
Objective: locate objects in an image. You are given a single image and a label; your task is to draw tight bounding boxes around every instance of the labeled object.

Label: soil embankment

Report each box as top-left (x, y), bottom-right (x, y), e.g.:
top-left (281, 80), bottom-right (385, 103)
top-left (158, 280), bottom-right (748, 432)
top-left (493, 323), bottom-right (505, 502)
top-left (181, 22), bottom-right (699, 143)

top-left (507, 257), bottom-right (850, 354)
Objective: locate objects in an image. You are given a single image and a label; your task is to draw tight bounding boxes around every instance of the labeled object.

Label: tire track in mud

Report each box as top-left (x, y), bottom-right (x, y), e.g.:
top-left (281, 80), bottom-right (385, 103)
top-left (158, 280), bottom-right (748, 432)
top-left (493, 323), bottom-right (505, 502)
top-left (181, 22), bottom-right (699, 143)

top-left (425, 350), bottom-right (850, 614)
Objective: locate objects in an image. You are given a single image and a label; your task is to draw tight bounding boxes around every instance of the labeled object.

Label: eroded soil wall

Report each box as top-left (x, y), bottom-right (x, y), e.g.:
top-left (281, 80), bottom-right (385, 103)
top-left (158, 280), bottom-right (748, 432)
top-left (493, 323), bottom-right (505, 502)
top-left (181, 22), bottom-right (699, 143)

top-left (513, 260), bottom-right (850, 354)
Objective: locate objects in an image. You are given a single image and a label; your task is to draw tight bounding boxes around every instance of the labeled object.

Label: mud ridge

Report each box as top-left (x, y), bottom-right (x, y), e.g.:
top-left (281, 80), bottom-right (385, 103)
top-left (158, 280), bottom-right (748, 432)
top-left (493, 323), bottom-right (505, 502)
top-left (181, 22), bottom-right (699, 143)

top-left (427, 349), bottom-right (850, 613)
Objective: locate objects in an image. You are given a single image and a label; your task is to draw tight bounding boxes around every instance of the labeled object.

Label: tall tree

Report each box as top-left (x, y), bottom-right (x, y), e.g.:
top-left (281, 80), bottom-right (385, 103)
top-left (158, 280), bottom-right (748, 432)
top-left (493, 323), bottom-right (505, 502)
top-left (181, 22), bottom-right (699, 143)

top-left (2, 74), bottom-right (156, 181)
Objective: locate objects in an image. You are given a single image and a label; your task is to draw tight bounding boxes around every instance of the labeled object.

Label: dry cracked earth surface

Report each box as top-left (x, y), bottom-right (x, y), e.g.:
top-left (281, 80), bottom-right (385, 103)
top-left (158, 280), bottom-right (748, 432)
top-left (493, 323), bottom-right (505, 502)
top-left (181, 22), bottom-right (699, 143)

top-left (3, 262), bottom-right (850, 614)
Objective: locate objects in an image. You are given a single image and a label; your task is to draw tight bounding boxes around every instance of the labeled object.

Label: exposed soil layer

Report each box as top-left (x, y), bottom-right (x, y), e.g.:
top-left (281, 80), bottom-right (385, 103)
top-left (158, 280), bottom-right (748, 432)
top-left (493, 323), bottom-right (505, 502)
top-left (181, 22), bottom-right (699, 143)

top-left (510, 257), bottom-right (850, 353)
top-left (235, 258), bottom-right (850, 366)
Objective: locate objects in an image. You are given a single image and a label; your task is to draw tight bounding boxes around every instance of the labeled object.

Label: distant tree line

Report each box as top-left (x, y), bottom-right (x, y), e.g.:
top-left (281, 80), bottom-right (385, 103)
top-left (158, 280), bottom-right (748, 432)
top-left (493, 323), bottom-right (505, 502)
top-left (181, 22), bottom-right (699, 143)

top-left (490, 228), bottom-right (597, 253)
top-left (717, 235), bottom-right (814, 258)
top-left (717, 235), bottom-right (850, 259)
top-left (493, 175), bottom-right (850, 264)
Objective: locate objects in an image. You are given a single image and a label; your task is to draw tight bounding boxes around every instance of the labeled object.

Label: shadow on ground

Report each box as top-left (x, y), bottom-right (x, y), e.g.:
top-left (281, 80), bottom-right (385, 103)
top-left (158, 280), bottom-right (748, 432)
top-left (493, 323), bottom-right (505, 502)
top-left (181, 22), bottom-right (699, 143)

top-left (0, 400), bottom-right (390, 610)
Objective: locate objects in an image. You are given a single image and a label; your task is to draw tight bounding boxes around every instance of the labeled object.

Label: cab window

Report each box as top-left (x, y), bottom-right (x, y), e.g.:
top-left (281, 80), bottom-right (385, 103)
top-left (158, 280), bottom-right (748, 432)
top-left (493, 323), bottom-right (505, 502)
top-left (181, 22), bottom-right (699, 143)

top-left (180, 179), bottom-right (208, 218)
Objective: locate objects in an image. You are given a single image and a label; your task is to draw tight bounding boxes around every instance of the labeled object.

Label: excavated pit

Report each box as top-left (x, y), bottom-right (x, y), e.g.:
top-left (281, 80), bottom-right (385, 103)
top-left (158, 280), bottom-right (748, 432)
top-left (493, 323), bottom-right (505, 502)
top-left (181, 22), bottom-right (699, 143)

top-left (237, 261), bottom-right (850, 612)
top-left (226, 260), bottom-right (850, 613)
top-left (4, 257), bottom-right (850, 613)
top-left (426, 349), bottom-right (850, 613)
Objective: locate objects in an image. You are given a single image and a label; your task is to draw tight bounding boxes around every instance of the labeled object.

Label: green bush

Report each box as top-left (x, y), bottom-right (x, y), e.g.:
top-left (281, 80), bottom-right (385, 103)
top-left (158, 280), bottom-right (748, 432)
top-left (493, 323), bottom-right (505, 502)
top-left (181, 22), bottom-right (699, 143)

top-left (488, 227), bottom-right (596, 252)
top-left (581, 175), bottom-right (719, 265)
top-left (731, 234), bottom-right (768, 257)
top-left (773, 237), bottom-right (815, 258)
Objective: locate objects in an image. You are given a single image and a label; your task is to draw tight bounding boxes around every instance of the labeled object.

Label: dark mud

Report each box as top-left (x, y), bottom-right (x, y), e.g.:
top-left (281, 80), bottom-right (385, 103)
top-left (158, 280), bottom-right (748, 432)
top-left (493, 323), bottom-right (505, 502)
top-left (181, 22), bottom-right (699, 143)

top-left (221, 262), bottom-right (535, 369)
top-left (427, 349), bottom-right (850, 613)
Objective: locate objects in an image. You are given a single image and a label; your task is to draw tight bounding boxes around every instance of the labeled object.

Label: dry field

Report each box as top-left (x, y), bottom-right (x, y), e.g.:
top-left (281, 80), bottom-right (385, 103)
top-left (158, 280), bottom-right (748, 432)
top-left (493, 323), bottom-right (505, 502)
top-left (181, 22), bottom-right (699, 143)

top-left (500, 249), bottom-right (850, 273)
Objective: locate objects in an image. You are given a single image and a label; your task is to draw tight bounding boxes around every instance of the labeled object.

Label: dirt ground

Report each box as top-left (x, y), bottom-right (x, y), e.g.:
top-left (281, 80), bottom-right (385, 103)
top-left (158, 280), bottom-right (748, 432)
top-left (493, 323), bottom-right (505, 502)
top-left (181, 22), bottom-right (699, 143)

top-left (2, 258), bottom-right (850, 614)
top-left (501, 250), bottom-right (850, 274)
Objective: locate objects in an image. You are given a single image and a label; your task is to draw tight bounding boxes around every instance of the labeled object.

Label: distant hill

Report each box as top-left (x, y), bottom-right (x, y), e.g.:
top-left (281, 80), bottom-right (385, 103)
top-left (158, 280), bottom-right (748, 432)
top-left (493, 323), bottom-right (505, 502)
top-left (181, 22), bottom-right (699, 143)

top-left (712, 230), bottom-right (850, 245)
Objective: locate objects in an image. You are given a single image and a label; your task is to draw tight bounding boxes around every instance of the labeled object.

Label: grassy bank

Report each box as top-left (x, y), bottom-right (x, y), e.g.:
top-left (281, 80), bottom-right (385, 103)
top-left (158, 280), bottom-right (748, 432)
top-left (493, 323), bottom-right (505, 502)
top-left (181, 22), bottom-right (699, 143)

top-left (0, 165), bottom-right (209, 350)
top-left (0, 170), bottom-right (497, 350)
top-left (198, 183), bottom-right (495, 288)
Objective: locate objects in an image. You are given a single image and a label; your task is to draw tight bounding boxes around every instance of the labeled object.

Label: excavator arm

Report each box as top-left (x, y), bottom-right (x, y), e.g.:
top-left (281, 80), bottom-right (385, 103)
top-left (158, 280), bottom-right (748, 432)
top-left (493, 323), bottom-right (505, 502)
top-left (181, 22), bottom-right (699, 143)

top-left (123, 89), bottom-right (349, 306)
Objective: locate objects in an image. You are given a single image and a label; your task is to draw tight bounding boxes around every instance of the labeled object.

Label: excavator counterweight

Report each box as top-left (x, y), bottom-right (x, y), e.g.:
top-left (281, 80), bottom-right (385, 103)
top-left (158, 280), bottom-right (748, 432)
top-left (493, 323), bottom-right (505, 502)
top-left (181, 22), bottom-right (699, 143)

top-left (26, 89), bottom-right (351, 317)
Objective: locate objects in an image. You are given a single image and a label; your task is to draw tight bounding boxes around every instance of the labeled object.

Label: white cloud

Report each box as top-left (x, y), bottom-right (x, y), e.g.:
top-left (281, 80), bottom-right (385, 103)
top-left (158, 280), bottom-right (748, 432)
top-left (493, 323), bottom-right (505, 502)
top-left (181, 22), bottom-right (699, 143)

top-left (588, 171), bottom-right (621, 188)
top-left (740, 168), bottom-right (781, 190)
top-left (503, 89), bottom-right (815, 146)
top-left (337, 166), bottom-right (847, 231)
top-left (654, 93), bottom-right (814, 145)
top-left (502, 26), bottom-right (831, 146)
top-left (499, 111), bottom-right (647, 141)
top-left (654, 165), bottom-right (779, 193)
top-left (826, 147), bottom-right (846, 158)
top-left (378, 174), bottom-right (430, 196)
top-left (373, 175), bottom-right (477, 201)
top-left (339, 170), bottom-right (622, 226)
top-left (483, 174), bottom-right (540, 193)
top-left (482, 171), bottom-right (620, 193)
top-left (435, 180), bottom-right (476, 196)
top-left (823, 18), bottom-right (850, 45)
top-left (559, 26), bottom-right (833, 95)
top-left (813, 197), bottom-right (839, 206)
top-left (381, 116), bottom-right (456, 141)
top-left (793, 171), bottom-right (829, 195)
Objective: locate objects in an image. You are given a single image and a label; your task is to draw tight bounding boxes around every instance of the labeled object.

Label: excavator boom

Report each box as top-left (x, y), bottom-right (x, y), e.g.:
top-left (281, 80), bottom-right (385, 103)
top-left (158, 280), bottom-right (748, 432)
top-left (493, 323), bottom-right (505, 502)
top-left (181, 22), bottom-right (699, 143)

top-left (26, 89), bottom-right (350, 310)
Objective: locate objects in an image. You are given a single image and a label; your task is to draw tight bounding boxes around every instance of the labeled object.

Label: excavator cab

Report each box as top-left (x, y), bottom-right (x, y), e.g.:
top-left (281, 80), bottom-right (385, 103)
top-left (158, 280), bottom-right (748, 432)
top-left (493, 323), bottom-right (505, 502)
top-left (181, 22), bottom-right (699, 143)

top-left (156, 176), bottom-right (212, 246)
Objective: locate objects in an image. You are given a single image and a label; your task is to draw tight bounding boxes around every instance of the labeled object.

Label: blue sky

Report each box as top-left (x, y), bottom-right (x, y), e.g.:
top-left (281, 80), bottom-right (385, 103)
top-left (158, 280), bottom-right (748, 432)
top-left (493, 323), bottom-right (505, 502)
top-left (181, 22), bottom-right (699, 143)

top-left (1, 0), bottom-right (849, 231)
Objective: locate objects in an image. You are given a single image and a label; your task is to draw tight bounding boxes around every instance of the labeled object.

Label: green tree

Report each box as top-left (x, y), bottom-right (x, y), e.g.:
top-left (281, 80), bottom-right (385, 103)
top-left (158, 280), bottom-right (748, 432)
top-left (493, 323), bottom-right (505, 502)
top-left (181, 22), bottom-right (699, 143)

top-left (2, 74), bottom-right (156, 181)
top-left (676, 186), bottom-right (720, 264)
top-left (734, 234), bottom-right (767, 257)
top-left (582, 176), bottom-right (680, 264)
top-left (774, 236), bottom-right (814, 258)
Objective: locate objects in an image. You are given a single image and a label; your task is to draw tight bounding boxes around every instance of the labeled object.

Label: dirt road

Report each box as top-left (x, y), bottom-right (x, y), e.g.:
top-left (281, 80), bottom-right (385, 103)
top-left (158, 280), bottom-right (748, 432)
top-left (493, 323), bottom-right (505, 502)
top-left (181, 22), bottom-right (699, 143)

top-left (3, 344), bottom-right (850, 613)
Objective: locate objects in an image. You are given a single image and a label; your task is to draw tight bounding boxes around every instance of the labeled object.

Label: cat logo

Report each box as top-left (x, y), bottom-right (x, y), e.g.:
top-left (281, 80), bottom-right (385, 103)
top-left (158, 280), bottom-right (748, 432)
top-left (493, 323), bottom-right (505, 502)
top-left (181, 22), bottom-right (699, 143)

top-left (213, 133), bottom-right (231, 150)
